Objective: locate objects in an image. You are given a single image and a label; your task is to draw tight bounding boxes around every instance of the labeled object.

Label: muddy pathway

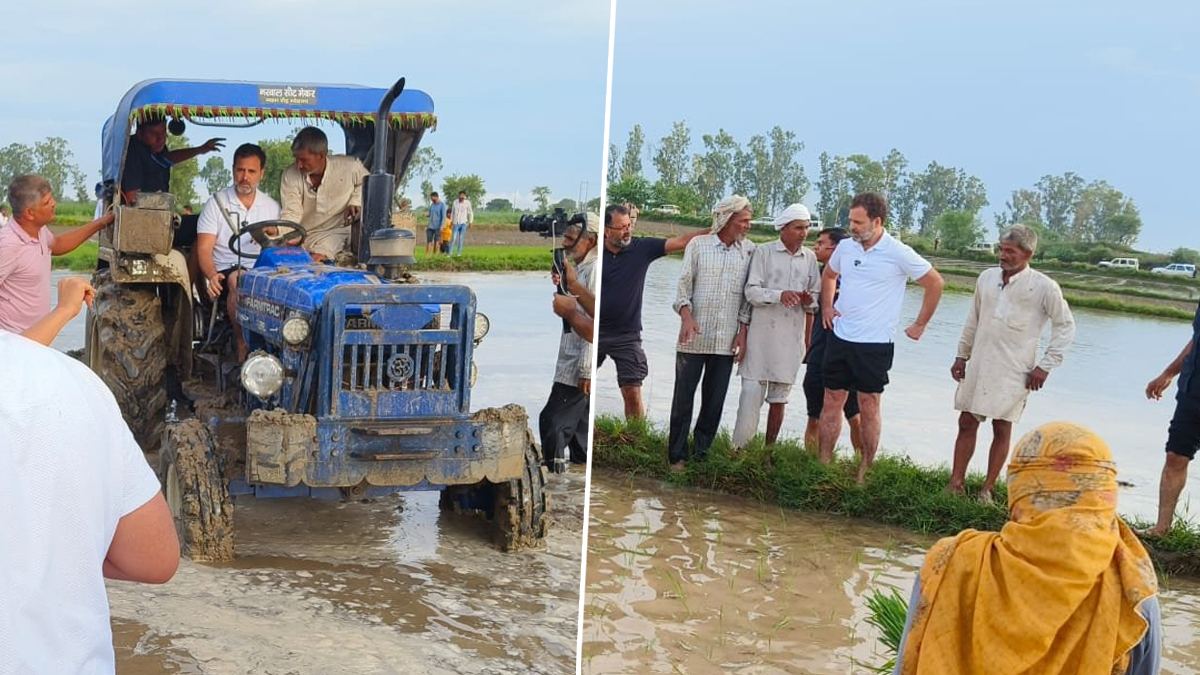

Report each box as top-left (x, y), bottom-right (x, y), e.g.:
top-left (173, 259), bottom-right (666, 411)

top-left (582, 471), bottom-right (1200, 675)
top-left (109, 469), bottom-right (584, 675)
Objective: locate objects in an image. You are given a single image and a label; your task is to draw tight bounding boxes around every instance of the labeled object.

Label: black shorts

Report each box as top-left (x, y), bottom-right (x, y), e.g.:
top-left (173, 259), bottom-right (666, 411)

top-left (822, 333), bottom-right (894, 395)
top-left (213, 266), bottom-right (243, 304)
top-left (426, 227), bottom-right (440, 244)
top-left (597, 331), bottom-right (649, 387)
top-left (802, 365), bottom-right (860, 419)
top-left (1166, 390), bottom-right (1200, 460)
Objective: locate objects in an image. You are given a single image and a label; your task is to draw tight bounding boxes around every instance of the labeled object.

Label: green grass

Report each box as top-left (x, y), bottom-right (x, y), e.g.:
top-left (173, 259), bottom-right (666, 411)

top-left (593, 416), bottom-right (1200, 577)
top-left (414, 245), bottom-right (552, 271)
top-left (52, 241), bottom-right (98, 271)
top-left (939, 276), bottom-right (1193, 322)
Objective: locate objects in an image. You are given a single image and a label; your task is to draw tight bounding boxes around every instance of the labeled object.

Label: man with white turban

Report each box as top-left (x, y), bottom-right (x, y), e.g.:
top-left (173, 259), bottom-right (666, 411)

top-left (668, 195), bottom-right (755, 470)
top-left (731, 204), bottom-right (821, 448)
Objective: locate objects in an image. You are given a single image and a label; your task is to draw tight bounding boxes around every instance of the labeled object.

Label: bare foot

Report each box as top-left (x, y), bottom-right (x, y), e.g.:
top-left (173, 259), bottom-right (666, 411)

top-left (1138, 526), bottom-right (1169, 539)
top-left (946, 483), bottom-right (965, 496)
top-left (855, 465), bottom-right (867, 486)
top-left (977, 490), bottom-right (994, 506)
top-left (669, 461), bottom-right (686, 473)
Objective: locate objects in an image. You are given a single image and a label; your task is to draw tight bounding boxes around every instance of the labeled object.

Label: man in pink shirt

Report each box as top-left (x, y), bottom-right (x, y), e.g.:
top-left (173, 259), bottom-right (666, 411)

top-left (0, 175), bottom-right (114, 333)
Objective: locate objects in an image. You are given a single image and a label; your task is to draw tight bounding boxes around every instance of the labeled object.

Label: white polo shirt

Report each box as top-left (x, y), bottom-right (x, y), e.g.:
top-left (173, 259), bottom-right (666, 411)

top-left (828, 230), bottom-right (932, 343)
top-left (0, 332), bottom-right (162, 674)
top-left (197, 187), bottom-right (282, 270)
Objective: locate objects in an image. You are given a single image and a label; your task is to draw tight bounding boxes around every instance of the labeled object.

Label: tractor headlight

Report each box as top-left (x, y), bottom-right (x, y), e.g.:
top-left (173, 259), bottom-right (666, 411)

top-left (241, 351), bottom-right (284, 399)
top-left (282, 316), bottom-right (311, 345)
top-left (473, 312), bottom-right (490, 343)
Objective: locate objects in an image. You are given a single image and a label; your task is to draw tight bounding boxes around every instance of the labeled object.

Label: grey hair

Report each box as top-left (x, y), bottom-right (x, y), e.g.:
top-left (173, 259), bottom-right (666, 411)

top-left (564, 223), bottom-right (599, 245)
top-left (7, 175), bottom-right (51, 217)
top-left (1001, 224), bottom-right (1038, 254)
top-left (291, 126), bottom-right (329, 156)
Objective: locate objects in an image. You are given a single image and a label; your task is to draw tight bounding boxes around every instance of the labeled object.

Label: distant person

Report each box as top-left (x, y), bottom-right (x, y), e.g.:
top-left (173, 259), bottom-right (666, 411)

top-left (449, 190), bottom-right (474, 256)
top-left (803, 227), bottom-right (862, 452)
top-left (948, 224), bottom-right (1075, 503)
top-left (440, 213), bottom-right (452, 255)
top-left (279, 126), bottom-right (368, 262)
top-left (0, 174), bottom-right (114, 333)
top-left (195, 143), bottom-right (281, 363)
top-left (622, 201), bottom-right (639, 228)
top-left (181, 204), bottom-right (194, 215)
top-left (425, 191), bottom-right (446, 257)
top-left (1, 280), bottom-right (180, 674)
top-left (540, 216), bottom-right (599, 471)
top-left (892, 423), bottom-right (1160, 675)
top-left (120, 115), bottom-right (224, 203)
top-left (731, 203), bottom-right (820, 448)
top-left (1144, 286), bottom-right (1200, 537)
top-left (0, 204), bottom-right (8, 220)
top-left (819, 192), bottom-right (943, 485)
top-left (668, 195), bottom-right (755, 470)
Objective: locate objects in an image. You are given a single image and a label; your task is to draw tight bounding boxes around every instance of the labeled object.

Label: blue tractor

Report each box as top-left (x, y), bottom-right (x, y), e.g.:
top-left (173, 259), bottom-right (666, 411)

top-left (85, 78), bottom-right (547, 561)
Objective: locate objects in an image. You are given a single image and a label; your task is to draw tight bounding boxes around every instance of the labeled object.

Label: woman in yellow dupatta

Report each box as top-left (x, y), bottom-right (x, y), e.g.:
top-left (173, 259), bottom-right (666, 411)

top-left (895, 422), bottom-right (1160, 675)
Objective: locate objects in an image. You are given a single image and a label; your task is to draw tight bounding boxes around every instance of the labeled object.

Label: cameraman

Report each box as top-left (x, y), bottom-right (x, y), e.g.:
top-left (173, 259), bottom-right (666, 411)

top-left (540, 214), bottom-right (599, 472)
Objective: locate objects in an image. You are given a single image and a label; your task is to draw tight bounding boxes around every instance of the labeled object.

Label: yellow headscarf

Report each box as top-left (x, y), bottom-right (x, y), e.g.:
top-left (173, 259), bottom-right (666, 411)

top-left (900, 422), bottom-right (1157, 675)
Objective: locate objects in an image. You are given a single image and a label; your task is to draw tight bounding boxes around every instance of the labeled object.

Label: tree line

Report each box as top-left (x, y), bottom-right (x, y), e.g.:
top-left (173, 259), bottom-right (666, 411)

top-left (607, 121), bottom-right (1143, 247)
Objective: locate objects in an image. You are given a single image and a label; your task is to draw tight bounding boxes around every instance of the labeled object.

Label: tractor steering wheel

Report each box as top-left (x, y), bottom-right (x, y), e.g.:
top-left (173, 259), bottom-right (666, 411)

top-left (228, 219), bottom-right (307, 260)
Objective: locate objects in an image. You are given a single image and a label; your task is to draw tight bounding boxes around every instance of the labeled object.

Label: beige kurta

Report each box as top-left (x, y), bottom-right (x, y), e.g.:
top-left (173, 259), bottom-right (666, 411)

top-left (954, 266), bottom-right (1075, 421)
top-left (279, 155), bottom-right (369, 258)
top-left (737, 239), bottom-right (821, 384)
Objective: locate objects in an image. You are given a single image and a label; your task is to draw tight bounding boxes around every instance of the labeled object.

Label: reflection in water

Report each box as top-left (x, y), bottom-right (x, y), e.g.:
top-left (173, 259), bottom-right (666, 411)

top-left (595, 258), bottom-right (1200, 520)
top-left (583, 472), bottom-right (1200, 674)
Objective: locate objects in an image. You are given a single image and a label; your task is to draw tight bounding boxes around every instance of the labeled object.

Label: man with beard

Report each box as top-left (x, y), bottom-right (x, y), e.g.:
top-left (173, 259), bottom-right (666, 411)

top-left (195, 143), bottom-right (282, 362)
top-left (819, 192), bottom-right (943, 484)
top-left (731, 203), bottom-right (821, 448)
top-left (948, 224), bottom-right (1074, 503)
top-left (598, 203), bottom-right (706, 418)
top-left (668, 195), bottom-right (756, 470)
top-left (540, 215), bottom-right (600, 471)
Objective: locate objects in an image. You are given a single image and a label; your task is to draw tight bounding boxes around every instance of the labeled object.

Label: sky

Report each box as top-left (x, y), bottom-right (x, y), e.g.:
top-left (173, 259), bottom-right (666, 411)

top-left (608, 0), bottom-right (1200, 253)
top-left (0, 0), bottom-right (611, 210)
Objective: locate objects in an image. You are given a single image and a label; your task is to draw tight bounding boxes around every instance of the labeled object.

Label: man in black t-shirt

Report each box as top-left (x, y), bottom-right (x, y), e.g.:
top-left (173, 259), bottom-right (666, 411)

top-left (120, 116), bottom-right (225, 204)
top-left (803, 227), bottom-right (862, 451)
top-left (598, 204), bottom-right (706, 418)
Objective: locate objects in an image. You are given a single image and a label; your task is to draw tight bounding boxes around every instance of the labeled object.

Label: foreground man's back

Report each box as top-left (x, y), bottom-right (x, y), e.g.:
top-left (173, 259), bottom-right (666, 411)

top-left (0, 331), bottom-right (179, 674)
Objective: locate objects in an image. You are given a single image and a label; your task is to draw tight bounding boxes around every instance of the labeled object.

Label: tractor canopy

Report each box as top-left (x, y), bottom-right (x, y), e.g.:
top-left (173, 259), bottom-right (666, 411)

top-left (101, 78), bottom-right (437, 188)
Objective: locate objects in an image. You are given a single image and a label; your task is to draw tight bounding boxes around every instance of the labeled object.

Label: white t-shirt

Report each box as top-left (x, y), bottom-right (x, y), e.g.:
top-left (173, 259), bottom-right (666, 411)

top-left (0, 332), bottom-right (162, 674)
top-left (828, 230), bottom-right (932, 343)
top-left (197, 187), bottom-right (282, 270)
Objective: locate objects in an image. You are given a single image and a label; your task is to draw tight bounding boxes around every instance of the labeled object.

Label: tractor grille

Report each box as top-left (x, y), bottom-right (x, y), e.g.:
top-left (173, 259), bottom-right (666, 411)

top-left (341, 343), bottom-right (457, 392)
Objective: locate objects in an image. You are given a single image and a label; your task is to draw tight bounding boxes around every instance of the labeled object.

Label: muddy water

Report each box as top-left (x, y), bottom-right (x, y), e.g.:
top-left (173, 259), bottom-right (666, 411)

top-left (583, 471), bottom-right (1200, 674)
top-left (594, 258), bottom-right (1200, 521)
top-left (47, 270), bottom-right (583, 673)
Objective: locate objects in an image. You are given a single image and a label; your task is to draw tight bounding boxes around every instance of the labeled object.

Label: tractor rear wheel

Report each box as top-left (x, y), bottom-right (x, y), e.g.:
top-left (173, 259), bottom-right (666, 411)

top-left (161, 419), bottom-right (234, 562)
top-left (492, 431), bottom-right (549, 552)
top-left (87, 269), bottom-right (168, 454)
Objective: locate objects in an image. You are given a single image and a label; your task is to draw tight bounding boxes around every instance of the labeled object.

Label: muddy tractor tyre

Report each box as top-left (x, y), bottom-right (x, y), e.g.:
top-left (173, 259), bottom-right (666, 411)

top-left (87, 269), bottom-right (168, 454)
top-left (493, 432), bottom-right (549, 552)
top-left (161, 419), bottom-right (234, 563)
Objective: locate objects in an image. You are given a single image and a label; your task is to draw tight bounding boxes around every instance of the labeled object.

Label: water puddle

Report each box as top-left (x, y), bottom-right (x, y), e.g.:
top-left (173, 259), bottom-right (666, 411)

top-left (583, 471), bottom-right (1200, 674)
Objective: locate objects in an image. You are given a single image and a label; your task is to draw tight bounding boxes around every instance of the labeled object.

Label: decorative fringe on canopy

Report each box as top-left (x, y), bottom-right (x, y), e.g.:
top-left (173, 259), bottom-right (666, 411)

top-left (130, 104), bottom-right (437, 131)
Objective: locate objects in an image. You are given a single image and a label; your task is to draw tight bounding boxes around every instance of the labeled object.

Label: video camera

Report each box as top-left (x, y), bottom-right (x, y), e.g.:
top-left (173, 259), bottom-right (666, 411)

top-left (518, 207), bottom-right (587, 238)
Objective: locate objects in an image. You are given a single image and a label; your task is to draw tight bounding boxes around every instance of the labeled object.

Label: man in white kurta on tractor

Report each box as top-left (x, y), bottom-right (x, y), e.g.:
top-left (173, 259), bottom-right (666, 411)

top-left (948, 223), bottom-right (1077, 503)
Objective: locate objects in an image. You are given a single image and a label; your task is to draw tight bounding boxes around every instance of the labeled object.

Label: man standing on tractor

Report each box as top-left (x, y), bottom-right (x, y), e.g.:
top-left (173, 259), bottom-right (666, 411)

top-left (195, 143), bottom-right (281, 362)
top-left (0, 175), bottom-right (114, 333)
top-left (279, 126), bottom-right (369, 263)
top-left (120, 115), bottom-right (224, 204)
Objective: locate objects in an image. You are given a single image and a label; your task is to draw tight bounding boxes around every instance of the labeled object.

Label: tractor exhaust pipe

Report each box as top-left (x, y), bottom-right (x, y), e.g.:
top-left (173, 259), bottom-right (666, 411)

top-left (359, 77), bottom-right (406, 264)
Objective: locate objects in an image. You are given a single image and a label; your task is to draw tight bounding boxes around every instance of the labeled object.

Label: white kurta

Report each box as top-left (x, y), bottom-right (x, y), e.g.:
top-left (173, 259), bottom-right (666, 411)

top-left (954, 266), bottom-right (1076, 421)
top-left (738, 239), bottom-right (821, 383)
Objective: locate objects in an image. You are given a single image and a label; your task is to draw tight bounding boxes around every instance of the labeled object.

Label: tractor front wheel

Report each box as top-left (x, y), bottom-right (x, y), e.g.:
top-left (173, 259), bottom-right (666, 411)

top-left (161, 419), bottom-right (234, 562)
top-left (492, 431), bottom-right (549, 552)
